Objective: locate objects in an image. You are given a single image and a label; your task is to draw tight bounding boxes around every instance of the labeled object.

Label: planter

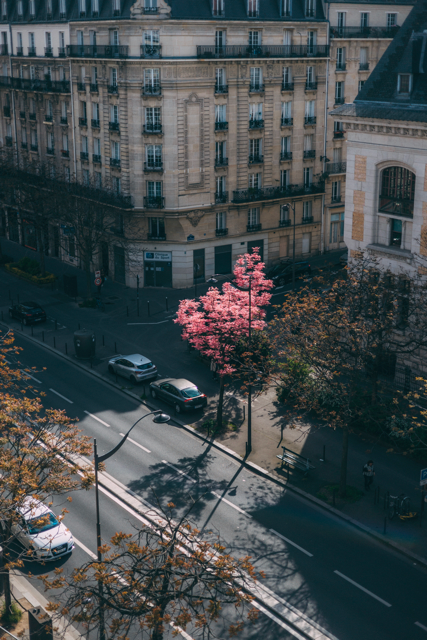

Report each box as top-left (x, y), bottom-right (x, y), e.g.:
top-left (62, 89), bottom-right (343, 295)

top-left (5, 263), bottom-right (56, 286)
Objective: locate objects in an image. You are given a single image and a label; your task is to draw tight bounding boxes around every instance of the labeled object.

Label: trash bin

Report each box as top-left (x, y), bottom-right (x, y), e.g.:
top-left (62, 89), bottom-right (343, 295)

top-left (63, 274), bottom-right (78, 297)
top-left (73, 329), bottom-right (96, 359)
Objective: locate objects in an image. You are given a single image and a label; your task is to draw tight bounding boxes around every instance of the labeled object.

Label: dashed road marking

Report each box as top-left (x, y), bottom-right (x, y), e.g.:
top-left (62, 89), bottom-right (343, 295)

top-left (120, 434), bottom-right (151, 453)
top-left (84, 410), bottom-right (110, 427)
top-left (73, 536), bottom-right (97, 560)
top-left (211, 491), bottom-right (248, 516)
top-left (162, 460), bottom-right (196, 482)
top-left (415, 622), bottom-right (427, 633)
top-left (20, 369), bottom-right (42, 383)
top-left (270, 529), bottom-right (313, 557)
top-left (49, 388), bottom-right (73, 404)
top-left (334, 570), bottom-right (392, 607)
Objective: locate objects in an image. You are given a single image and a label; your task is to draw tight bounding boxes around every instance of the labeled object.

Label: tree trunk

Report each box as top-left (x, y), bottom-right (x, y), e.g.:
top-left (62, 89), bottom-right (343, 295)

top-left (216, 376), bottom-right (225, 429)
top-left (339, 424), bottom-right (349, 498)
top-left (84, 255), bottom-right (92, 299)
top-left (2, 563), bottom-right (11, 611)
top-left (37, 227), bottom-right (46, 277)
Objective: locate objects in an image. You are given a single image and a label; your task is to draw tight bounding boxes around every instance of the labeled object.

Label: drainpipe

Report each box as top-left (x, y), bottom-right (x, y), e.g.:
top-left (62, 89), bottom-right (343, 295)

top-left (8, 23), bottom-right (19, 169)
top-left (320, 4), bottom-right (331, 255)
top-left (69, 42), bottom-right (77, 178)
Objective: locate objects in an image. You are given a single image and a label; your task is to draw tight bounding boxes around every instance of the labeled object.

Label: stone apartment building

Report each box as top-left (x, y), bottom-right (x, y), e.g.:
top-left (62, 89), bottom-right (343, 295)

top-left (0, 0), bottom-right (414, 288)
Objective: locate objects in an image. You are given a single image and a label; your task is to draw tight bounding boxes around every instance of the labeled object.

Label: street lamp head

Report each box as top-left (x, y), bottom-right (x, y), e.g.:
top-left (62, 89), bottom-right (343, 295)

top-left (153, 412), bottom-right (170, 424)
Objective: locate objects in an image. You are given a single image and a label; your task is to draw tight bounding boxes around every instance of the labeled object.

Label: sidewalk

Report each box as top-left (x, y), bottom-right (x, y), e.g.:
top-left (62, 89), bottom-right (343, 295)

top-left (4, 243), bottom-right (426, 566)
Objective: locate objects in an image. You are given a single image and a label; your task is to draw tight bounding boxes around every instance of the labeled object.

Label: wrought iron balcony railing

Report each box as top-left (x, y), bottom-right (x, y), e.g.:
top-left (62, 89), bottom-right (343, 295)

top-left (250, 83), bottom-right (264, 93)
top-left (247, 223), bottom-right (262, 232)
top-left (77, 82), bottom-right (86, 92)
top-left (249, 119), bottom-right (264, 130)
top-left (216, 228), bottom-right (228, 236)
top-left (333, 130), bottom-right (344, 138)
top-left (197, 44), bottom-right (329, 59)
top-left (16, 47), bottom-right (24, 56)
top-left (45, 47), bottom-right (53, 57)
top-left (279, 219), bottom-right (291, 227)
top-left (90, 83), bottom-right (98, 92)
top-left (280, 151), bottom-right (292, 161)
top-left (326, 161), bottom-right (347, 174)
top-left (331, 195), bottom-right (342, 203)
top-left (80, 151), bottom-right (89, 161)
top-left (61, 149), bottom-right (69, 157)
top-left (140, 44), bottom-right (162, 59)
top-left (93, 154), bottom-right (101, 163)
top-left (215, 191), bottom-right (228, 203)
top-left (28, 47), bottom-right (36, 56)
top-left (302, 215), bottom-right (314, 224)
top-left (3, 106), bottom-right (11, 118)
top-left (91, 119), bottom-right (100, 128)
top-left (335, 96), bottom-right (345, 104)
top-left (144, 161), bottom-right (163, 172)
top-left (215, 157), bottom-right (228, 167)
top-left (144, 196), bottom-right (165, 209)
top-left (215, 84), bottom-right (228, 94)
top-left (110, 158), bottom-right (121, 169)
top-left (282, 82), bottom-right (294, 91)
top-left (109, 121), bottom-right (120, 132)
top-left (58, 47), bottom-right (66, 57)
top-left (148, 232), bottom-right (167, 241)
top-left (67, 45), bottom-right (129, 58)
top-left (19, 111), bottom-right (26, 119)
top-left (233, 181), bottom-right (325, 204)
top-left (79, 117), bottom-right (87, 127)
top-left (359, 62), bottom-right (370, 71)
top-left (330, 26), bottom-right (399, 39)
top-left (249, 154), bottom-right (264, 164)
top-left (215, 121), bottom-right (228, 131)
top-left (303, 150), bottom-right (315, 159)
top-left (143, 123), bottom-right (162, 134)
top-left (336, 62), bottom-right (346, 71)
top-left (0, 77), bottom-right (70, 93)
top-left (304, 116), bottom-right (316, 125)
top-left (60, 116), bottom-right (68, 125)
top-left (30, 144), bottom-right (38, 151)
top-left (305, 81), bottom-right (317, 91)
top-left (5, 136), bottom-right (13, 147)
top-left (281, 117), bottom-right (293, 127)
top-left (108, 84), bottom-right (118, 94)
top-left (142, 84), bottom-right (161, 96)
top-left (46, 146), bottom-right (55, 155)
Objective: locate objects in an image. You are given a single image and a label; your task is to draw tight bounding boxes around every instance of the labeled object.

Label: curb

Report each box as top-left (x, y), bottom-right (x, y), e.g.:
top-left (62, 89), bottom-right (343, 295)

top-left (6, 322), bottom-right (427, 570)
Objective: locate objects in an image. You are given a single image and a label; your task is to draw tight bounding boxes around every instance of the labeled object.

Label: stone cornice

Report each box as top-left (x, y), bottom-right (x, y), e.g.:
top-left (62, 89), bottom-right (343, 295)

top-left (339, 119), bottom-right (427, 138)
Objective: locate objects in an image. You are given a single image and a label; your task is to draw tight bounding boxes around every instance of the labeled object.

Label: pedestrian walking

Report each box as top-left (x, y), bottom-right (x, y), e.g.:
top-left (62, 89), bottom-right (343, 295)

top-left (363, 460), bottom-right (375, 491)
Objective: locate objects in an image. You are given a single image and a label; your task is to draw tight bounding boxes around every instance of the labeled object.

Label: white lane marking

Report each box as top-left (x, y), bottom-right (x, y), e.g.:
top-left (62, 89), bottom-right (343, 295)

top-left (270, 528), bottom-right (314, 557)
top-left (211, 491), bottom-right (248, 516)
top-left (415, 622), bottom-right (427, 632)
top-left (73, 536), bottom-right (97, 560)
top-left (20, 369), bottom-right (42, 383)
top-left (127, 320), bottom-right (169, 326)
top-left (49, 388), bottom-right (73, 404)
top-left (252, 601), bottom-right (307, 640)
top-left (162, 460), bottom-right (196, 483)
top-left (334, 570), bottom-right (392, 607)
top-left (120, 434), bottom-right (150, 453)
top-left (84, 411), bottom-right (110, 427)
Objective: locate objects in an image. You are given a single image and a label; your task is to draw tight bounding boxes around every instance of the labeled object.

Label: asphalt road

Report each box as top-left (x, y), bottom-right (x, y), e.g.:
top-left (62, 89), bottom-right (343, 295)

top-left (6, 333), bottom-right (427, 640)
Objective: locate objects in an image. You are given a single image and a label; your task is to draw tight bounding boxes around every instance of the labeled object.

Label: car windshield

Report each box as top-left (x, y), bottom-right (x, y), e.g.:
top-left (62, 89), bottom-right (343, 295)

top-left (27, 512), bottom-right (59, 534)
top-left (23, 304), bottom-right (41, 311)
top-left (137, 362), bottom-right (153, 370)
top-left (181, 387), bottom-right (202, 399)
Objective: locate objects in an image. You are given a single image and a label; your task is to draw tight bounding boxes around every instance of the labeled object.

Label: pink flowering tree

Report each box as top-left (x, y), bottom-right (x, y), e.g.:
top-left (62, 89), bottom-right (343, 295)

top-left (174, 250), bottom-right (273, 428)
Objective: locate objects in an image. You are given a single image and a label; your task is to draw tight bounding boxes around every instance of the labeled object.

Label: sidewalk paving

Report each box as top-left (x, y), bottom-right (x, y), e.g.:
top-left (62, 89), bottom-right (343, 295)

top-left (3, 241), bottom-right (427, 566)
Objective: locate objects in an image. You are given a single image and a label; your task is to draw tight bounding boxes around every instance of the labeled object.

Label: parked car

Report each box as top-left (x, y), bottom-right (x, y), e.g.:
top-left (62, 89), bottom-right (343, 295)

top-left (0, 497), bottom-right (74, 561)
top-left (108, 354), bottom-right (157, 383)
top-left (267, 261), bottom-right (311, 287)
top-left (150, 378), bottom-right (207, 413)
top-left (9, 301), bottom-right (47, 325)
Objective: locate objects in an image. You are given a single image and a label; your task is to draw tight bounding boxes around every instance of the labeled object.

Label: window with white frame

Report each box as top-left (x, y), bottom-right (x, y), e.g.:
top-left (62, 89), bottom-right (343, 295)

top-left (215, 30), bottom-right (225, 50)
top-left (46, 99), bottom-right (53, 117)
top-left (360, 47), bottom-right (368, 67)
top-left (147, 181), bottom-right (162, 197)
top-left (110, 29), bottom-right (119, 46)
top-left (29, 32), bottom-right (35, 49)
top-left (303, 200), bottom-right (312, 220)
top-left (144, 30), bottom-right (159, 45)
top-left (281, 0), bottom-right (291, 17)
top-left (333, 147), bottom-right (342, 163)
top-left (30, 97), bottom-right (36, 113)
top-left (282, 101), bottom-right (292, 121)
top-left (281, 136), bottom-right (291, 154)
top-left (82, 169), bottom-right (90, 185)
top-left (387, 13), bottom-right (397, 28)
top-left (145, 106), bottom-right (161, 130)
top-left (250, 67), bottom-right (262, 89)
top-left (110, 68), bottom-right (117, 86)
top-left (216, 211), bottom-right (226, 230)
top-left (112, 176), bottom-right (121, 194)
top-left (29, 0), bottom-right (35, 15)
top-left (281, 169), bottom-right (289, 188)
top-left (81, 135), bottom-right (88, 153)
top-left (247, 0), bottom-right (259, 18)
top-left (61, 101), bottom-right (67, 118)
top-left (44, 66), bottom-right (52, 80)
top-left (113, 0), bottom-right (120, 12)
top-left (59, 0), bottom-right (66, 13)
top-left (94, 171), bottom-right (101, 188)
top-left (304, 167), bottom-right (312, 188)
top-left (330, 212), bottom-right (344, 243)
top-left (64, 166), bottom-right (71, 182)
top-left (302, 232), bottom-right (311, 253)
top-left (91, 66), bottom-right (97, 83)
top-left (21, 126), bottom-right (27, 145)
top-left (283, 30), bottom-right (292, 46)
top-left (248, 207), bottom-right (259, 226)
top-left (215, 104), bottom-right (227, 122)
top-left (212, 0), bottom-right (224, 17)
top-left (58, 65), bottom-right (65, 80)
top-left (216, 175), bottom-right (226, 194)
top-left (360, 12), bottom-right (369, 28)
top-left (280, 204), bottom-right (290, 223)
top-left (92, 0), bottom-right (99, 13)
top-left (110, 104), bottom-right (119, 123)
top-left (249, 138), bottom-right (261, 159)
top-left (249, 103), bottom-right (262, 121)
top-left (47, 0), bottom-right (52, 15)
top-left (248, 173), bottom-right (261, 189)
top-left (111, 140), bottom-right (120, 160)
top-left (18, 0), bottom-right (23, 16)
top-left (17, 33), bottom-right (22, 49)
top-left (144, 68), bottom-right (159, 89)
top-left (62, 133), bottom-right (68, 151)
top-left (31, 129), bottom-right (37, 147)
top-left (149, 217), bottom-right (164, 237)
top-left (93, 137), bottom-right (100, 156)
top-left (304, 134), bottom-right (313, 151)
top-left (332, 180), bottom-right (341, 202)
top-left (215, 140), bottom-right (226, 163)
top-left (59, 32), bottom-right (65, 49)
top-left (336, 47), bottom-right (345, 68)
top-left (77, 30), bottom-right (83, 46)
top-left (216, 68), bottom-right (226, 88)
top-left (358, 80), bottom-right (365, 92)
top-left (306, 65), bottom-right (314, 85)
top-left (305, 0), bottom-right (315, 17)
top-left (337, 11), bottom-right (345, 28)
top-left (80, 0), bottom-right (86, 15)
top-left (146, 144), bottom-right (162, 167)
top-left (19, 65), bottom-right (23, 78)
top-left (305, 100), bottom-right (315, 119)
top-left (307, 31), bottom-right (316, 53)
top-left (81, 100), bottom-right (87, 119)
top-left (283, 66), bottom-right (292, 86)
top-left (335, 81), bottom-right (344, 102)
top-left (249, 31), bottom-right (261, 46)
top-left (397, 74), bottom-right (411, 94)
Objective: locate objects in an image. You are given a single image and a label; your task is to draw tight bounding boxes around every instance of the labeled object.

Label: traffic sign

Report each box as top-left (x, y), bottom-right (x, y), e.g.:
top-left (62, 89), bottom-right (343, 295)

top-left (95, 270), bottom-right (101, 278)
top-left (94, 277), bottom-right (102, 286)
top-left (420, 468), bottom-right (427, 487)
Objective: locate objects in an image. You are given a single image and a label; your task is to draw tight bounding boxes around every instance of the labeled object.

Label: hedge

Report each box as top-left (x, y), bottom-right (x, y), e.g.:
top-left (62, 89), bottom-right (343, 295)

top-left (5, 262), bottom-right (56, 286)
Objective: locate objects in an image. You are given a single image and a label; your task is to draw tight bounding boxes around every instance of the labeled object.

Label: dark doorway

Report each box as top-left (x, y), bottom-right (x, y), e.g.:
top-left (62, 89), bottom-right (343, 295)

top-left (215, 244), bottom-right (232, 275)
top-left (52, 226), bottom-right (59, 257)
top-left (8, 211), bottom-right (19, 243)
top-left (144, 251), bottom-right (172, 287)
top-left (114, 245), bottom-right (126, 284)
top-left (193, 248), bottom-right (205, 283)
top-left (101, 241), bottom-right (109, 276)
top-left (247, 238), bottom-right (264, 261)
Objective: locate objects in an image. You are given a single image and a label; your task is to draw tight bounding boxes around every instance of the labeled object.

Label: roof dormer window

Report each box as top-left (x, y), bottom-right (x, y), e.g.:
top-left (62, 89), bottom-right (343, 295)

top-left (247, 0), bottom-right (259, 18)
top-left (212, 0), bottom-right (224, 17)
top-left (397, 73), bottom-right (411, 95)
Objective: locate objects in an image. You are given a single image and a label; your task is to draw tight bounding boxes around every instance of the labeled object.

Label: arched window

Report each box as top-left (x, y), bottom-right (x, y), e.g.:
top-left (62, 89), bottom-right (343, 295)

top-left (379, 167), bottom-right (415, 218)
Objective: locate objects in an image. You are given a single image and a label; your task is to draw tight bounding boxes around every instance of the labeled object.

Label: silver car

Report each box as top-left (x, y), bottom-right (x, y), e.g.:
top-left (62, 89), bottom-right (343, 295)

top-left (108, 354), bottom-right (157, 383)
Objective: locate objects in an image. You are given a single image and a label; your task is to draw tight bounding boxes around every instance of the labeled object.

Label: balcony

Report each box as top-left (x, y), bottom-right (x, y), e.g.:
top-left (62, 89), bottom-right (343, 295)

top-left (44, 114), bottom-right (53, 123)
top-left (9, 78), bottom-right (71, 93)
top-left (336, 62), bottom-right (346, 71)
top-left (144, 161), bottom-right (163, 173)
top-left (331, 195), bottom-right (342, 203)
top-left (29, 113), bottom-right (36, 121)
top-left (335, 96), bottom-right (345, 105)
top-left (143, 123), bottom-right (162, 134)
top-left (359, 62), bottom-right (370, 71)
top-left (61, 149), bottom-right (69, 158)
top-left (215, 191), bottom-right (228, 203)
top-left (304, 116), bottom-right (316, 126)
top-left (90, 83), bottom-right (98, 92)
top-left (249, 119), bottom-right (264, 130)
top-left (3, 106), bottom-right (11, 118)
top-left (80, 151), bottom-right (89, 162)
top-left (110, 158), bottom-right (121, 169)
top-left (45, 47), bottom-right (53, 57)
top-left (303, 150), bottom-right (315, 159)
top-left (330, 26), bottom-right (399, 39)
top-left (108, 84), bottom-right (118, 94)
top-left (302, 216), bottom-right (314, 224)
top-left (93, 154), bottom-right (101, 164)
top-left (233, 181), bottom-right (325, 204)
top-left (305, 81), bottom-right (317, 91)
top-left (30, 144), bottom-right (38, 152)
top-left (215, 84), bottom-right (228, 94)
top-left (16, 47), bottom-right (24, 56)
top-left (60, 116), bottom-right (68, 125)
top-left (197, 44), bottom-right (329, 59)
top-left (333, 130), bottom-right (344, 139)
top-left (326, 161), bottom-right (347, 174)
top-left (281, 117), bottom-right (293, 127)
top-left (279, 219), bottom-right (291, 227)
top-left (379, 195), bottom-right (414, 218)
top-left (147, 233), bottom-right (167, 241)
top-left (216, 228), bottom-right (228, 237)
top-left (91, 119), bottom-right (100, 128)
top-left (249, 83), bottom-right (264, 93)
top-left (79, 117), bottom-right (88, 127)
top-left (5, 136), bottom-right (12, 147)
top-left (144, 196), bottom-right (165, 209)
top-left (249, 154), bottom-right (264, 164)
top-left (215, 157), bottom-right (228, 167)
top-left (144, 6), bottom-right (159, 13)
top-left (46, 146), bottom-right (55, 155)
top-left (142, 84), bottom-right (161, 96)
top-left (280, 151), bottom-right (292, 161)
top-left (77, 82), bottom-right (86, 92)
top-left (140, 44), bottom-right (162, 59)
top-left (215, 121), bottom-right (228, 131)
top-left (58, 47), bottom-right (66, 58)
top-left (67, 45), bottom-right (129, 58)
top-left (21, 142), bottom-right (27, 149)
top-left (19, 111), bottom-right (26, 119)
top-left (247, 223), bottom-right (262, 233)
top-left (282, 82), bottom-right (294, 91)
top-left (109, 122), bottom-right (120, 132)
top-left (0, 44), bottom-right (8, 55)
top-left (28, 47), bottom-right (36, 56)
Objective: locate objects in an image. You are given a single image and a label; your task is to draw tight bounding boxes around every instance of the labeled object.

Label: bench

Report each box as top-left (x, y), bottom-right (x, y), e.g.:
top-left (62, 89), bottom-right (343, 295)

top-left (276, 446), bottom-right (315, 477)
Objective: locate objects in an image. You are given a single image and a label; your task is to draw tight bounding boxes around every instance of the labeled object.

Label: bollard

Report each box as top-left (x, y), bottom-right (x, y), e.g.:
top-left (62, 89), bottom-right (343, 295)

top-left (127, 306), bottom-right (129, 317)
top-left (102, 334), bottom-right (105, 346)
top-left (78, 323), bottom-right (81, 330)
top-left (31, 325), bottom-right (33, 336)
top-left (55, 319), bottom-right (58, 331)
top-left (333, 488), bottom-right (336, 508)
top-left (90, 360), bottom-right (93, 369)
top-left (383, 516), bottom-right (387, 535)
top-left (147, 301), bottom-right (150, 317)
top-left (42, 331), bottom-right (45, 343)
top-left (21, 321), bottom-right (24, 331)
top-left (115, 342), bottom-right (117, 353)
top-left (53, 337), bottom-right (56, 349)
top-left (166, 296), bottom-right (168, 312)
top-left (137, 299), bottom-right (140, 317)
top-left (65, 343), bottom-right (68, 355)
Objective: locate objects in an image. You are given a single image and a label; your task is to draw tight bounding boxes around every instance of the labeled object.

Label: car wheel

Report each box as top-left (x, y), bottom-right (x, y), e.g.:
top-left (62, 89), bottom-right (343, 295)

top-left (151, 389), bottom-right (157, 398)
top-left (108, 365), bottom-right (115, 374)
top-left (278, 277), bottom-right (285, 287)
top-left (175, 403), bottom-right (181, 414)
top-left (130, 375), bottom-right (137, 384)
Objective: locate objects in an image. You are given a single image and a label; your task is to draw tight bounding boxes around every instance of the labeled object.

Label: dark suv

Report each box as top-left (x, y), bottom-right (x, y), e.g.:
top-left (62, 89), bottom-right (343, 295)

top-left (9, 301), bottom-right (47, 325)
top-left (267, 261), bottom-right (311, 287)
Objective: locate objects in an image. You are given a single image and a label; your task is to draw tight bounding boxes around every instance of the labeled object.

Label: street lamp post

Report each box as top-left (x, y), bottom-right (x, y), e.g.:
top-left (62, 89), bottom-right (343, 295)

top-left (283, 202), bottom-right (296, 287)
top-left (93, 409), bottom-right (170, 640)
